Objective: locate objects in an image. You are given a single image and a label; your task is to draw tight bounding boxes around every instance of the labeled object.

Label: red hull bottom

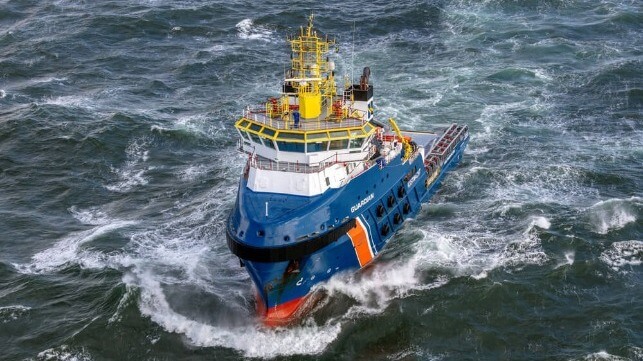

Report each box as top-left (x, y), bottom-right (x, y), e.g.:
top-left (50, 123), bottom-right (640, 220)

top-left (255, 293), bottom-right (313, 327)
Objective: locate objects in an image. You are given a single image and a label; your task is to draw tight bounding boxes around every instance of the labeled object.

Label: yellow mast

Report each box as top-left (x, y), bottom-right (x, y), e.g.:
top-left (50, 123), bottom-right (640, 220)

top-left (286, 14), bottom-right (336, 120)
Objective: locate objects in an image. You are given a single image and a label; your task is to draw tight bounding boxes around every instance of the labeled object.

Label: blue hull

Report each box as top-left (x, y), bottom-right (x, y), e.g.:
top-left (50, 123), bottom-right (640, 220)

top-left (227, 131), bottom-right (469, 324)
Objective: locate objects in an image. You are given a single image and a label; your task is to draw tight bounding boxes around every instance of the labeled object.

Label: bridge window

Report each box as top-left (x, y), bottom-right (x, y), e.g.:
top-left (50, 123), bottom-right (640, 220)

top-left (307, 132), bottom-right (329, 141)
top-left (264, 139), bottom-right (275, 149)
top-left (307, 141), bottom-right (329, 152)
top-left (329, 130), bottom-right (349, 139)
top-left (249, 123), bottom-right (262, 132)
top-left (278, 132), bottom-right (305, 141)
top-left (262, 128), bottom-right (276, 137)
top-left (329, 139), bottom-right (349, 150)
top-left (249, 132), bottom-right (263, 145)
top-left (277, 141), bottom-right (305, 152)
top-left (349, 137), bottom-right (365, 149)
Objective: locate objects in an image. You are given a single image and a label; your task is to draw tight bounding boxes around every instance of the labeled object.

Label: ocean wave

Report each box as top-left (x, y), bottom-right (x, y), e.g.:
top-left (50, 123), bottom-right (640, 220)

top-left (36, 345), bottom-right (92, 361)
top-left (577, 350), bottom-right (630, 361)
top-left (12, 220), bottom-right (136, 275)
top-left (587, 196), bottom-right (640, 235)
top-left (104, 137), bottom-right (152, 192)
top-left (318, 254), bottom-right (450, 316)
top-left (126, 269), bottom-right (342, 358)
top-left (0, 305), bottom-right (31, 323)
top-left (599, 240), bottom-right (642, 274)
top-left (236, 18), bottom-right (273, 42)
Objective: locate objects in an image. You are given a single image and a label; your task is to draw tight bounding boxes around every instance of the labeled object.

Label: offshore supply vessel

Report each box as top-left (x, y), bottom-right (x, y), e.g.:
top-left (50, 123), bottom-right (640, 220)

top-left (226, 16), bottom-right (469, 326)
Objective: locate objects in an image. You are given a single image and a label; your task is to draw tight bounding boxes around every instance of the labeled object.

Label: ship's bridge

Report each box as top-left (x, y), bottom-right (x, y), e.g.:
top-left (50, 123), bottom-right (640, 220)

top-left (235, 116), bottom-right (376, 165)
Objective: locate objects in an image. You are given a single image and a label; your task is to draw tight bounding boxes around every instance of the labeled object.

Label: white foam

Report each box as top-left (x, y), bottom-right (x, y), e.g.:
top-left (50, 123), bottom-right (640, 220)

top-left (179, 165), bottom-right (208, 181)
top-left (105, 137), bottom-right (151, 192)
top-left (528, 216), bottom-right (551, 231)
top-left (600, 240), bottom-right (642, 273)
top-left (36, 345), bottom-right (92, 361)
top-left (555, 250), bottom-right (576, 269)
top-left (0, 305), bottom-right (31, 323)
top-left (69, 206), bottom-right (111, 225)
top-left (236, 19), bottom-right (273, 42)
top-left (13, 220), bottom-right (136, 274)
top-left (126, 270), bottom-right (342, 358)
top-left (0, 89), bottom-right (5, 99)
top-left (43, 95), bottom-right (95, 110)
top-left (502, 221), bottom-right (549, 270)
top-left (580, 350), bottom-right (629, 361)
top-left (319, 254), bottom-right (449, 316)
top-left (412, 219), bottom-right (548, 278)
top-left (587, 197), bottom-right (639, 234)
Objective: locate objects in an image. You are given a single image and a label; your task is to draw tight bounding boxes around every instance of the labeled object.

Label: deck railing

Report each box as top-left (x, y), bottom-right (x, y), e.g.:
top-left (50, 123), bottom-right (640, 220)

top-left (242, 108), bottom-right (366, 131)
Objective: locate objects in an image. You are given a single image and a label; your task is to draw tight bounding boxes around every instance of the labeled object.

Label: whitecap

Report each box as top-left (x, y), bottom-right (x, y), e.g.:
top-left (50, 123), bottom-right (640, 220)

top-left (105, 137), bottom-right (151, 192)
top-left (0, 89), bottom-right (5, 99)
top-left (579, 350), bottom-right (630, 361)
top-left (587, 197), bottom-right (639, 234)
top-left (318, 255), bottom-right (449, 315)
top-left (599, 240), bottom-right (642, 274)
top-left (13, 220), bottom-right (136, 274)
top-left (69, 206), bottom-right (111, 225)
top-left (0, 305), bottom-right (31, 323)
top-left (236, 18), bottom-right (273, 42)
top-left (179, 165), bottom-right (208, 181)
top-left (526, 216), bottom-right (551, 232)
top-left (42, 95), bottom-right (95, 111)
top-left (125, 270), bottom-right (342, 358)
top-left (555, 250), bottom-right (575, 269)
top-left (36, 345), bottom-right (92, 361)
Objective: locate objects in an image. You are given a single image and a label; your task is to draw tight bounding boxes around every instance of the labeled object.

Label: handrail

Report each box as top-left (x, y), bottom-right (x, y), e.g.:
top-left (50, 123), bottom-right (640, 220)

top-left (247, 145), bottom-right (377, 175)
top-left (242, 108), bottom-right (366, 131)
top-left (424, 124), bottom-right (468, 173)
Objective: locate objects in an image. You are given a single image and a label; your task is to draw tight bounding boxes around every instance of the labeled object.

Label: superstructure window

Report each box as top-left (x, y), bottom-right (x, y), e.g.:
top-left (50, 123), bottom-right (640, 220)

top-left (262, 128), bottom-right (276, 137)
top-left (307, 141), bottom-right (329, 152)
top-left (307, 132), bottom-right (329, 141)
top-left (278, 132), bottom-right (305, 141)
top-left (263, 138), bottom-right (275, 149)
top-left (277, 141), bottom-right (305, 152)
top-left (329, 139), bottom-right (349, 150)
top-left (349, 137), bottom-right (365, 149)
top-left (249, 123), bottom-right (262, 132)
top-left (249, 132), bottom-right (263, 145)
top-left (329, 130), bottom-right (349, 139)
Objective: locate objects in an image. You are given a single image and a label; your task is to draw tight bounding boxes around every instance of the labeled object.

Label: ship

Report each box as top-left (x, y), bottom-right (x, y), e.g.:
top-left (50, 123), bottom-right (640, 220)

top-left (226, 15), bottom-right (469, 326)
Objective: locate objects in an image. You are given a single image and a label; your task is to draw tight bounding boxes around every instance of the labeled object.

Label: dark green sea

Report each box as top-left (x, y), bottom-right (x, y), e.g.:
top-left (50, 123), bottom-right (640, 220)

top-left (1, 1), bottom-right (641, 360)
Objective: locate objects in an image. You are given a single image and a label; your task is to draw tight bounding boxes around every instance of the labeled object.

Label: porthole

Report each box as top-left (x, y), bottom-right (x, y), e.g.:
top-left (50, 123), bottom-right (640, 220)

top-left (381, 223), bottom-right (390, 236)
top-left (376, 204), bottom-right (385, 217)
top-left (387, 195), bottom-right (395, 208)
top-left (403, 202), bottom-right (411, 214)
top-left (393, 213), bottom-right (402, 225)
